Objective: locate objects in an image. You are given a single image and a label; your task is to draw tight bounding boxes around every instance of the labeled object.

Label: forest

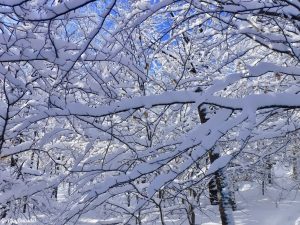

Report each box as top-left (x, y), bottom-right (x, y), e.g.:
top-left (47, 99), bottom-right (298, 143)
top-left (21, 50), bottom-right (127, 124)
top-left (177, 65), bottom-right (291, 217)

top-left (0, 0), bottom-right (300, 224)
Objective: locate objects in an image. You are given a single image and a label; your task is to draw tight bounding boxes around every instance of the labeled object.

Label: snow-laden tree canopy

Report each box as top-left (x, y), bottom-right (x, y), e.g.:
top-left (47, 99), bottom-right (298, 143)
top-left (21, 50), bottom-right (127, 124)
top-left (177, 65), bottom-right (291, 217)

top-left (0, 0), bottom-right (299, 224)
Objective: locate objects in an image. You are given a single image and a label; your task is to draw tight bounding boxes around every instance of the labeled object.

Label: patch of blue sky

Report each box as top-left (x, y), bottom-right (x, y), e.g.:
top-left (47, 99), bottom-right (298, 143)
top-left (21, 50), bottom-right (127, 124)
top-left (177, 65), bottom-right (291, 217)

top-left (156, 18), bottom-right (173, 42)
top-left (76, 0), bottom-right (116, 30)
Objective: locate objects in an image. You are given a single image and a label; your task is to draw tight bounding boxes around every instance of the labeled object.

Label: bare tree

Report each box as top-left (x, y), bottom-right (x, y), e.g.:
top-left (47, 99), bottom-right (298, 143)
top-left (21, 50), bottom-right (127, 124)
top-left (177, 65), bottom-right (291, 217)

top-left (0, 0), bottom-right (299, 224)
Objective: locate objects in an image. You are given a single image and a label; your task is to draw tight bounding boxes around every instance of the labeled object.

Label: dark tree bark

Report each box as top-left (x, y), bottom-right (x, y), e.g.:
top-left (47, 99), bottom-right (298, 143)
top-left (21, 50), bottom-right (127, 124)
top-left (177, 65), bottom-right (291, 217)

top-left (215, 170), bottom-right (235, 225)
top-left (196, 89), bottom-right (235, 224)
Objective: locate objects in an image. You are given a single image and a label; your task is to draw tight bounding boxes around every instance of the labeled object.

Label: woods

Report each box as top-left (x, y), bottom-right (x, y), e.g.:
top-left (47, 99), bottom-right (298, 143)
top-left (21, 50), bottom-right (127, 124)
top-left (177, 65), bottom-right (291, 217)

top-left (0, 0), bottom-right (300, 224)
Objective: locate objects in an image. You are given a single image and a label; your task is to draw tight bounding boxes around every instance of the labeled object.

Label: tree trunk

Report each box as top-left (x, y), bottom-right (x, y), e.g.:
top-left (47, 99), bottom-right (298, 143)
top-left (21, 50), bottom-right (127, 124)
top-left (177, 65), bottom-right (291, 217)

top-left (215, 170), bottom-right (235, 225)
top-left (196, 98), bottom-right (235, 224)
top-left (266, 157), bottom-right (272, 184)
top-left (188, 204), bottom-right (196, 225)
top-left (292, 148), bottom-right (299, 180)
top-left (208, 151), bottom-right (220, 205)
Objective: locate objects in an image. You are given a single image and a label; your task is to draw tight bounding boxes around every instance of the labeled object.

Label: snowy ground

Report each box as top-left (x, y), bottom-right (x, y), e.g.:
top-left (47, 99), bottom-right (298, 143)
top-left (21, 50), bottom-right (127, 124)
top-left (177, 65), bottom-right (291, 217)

top-left (7, 166), bottom-right (300, 225)
top-left (78, 165), bottom-right (300, 225)
top-left (8, 188), bottom-right (300, 225)
top-left (75, 182), bottom-right (300, 225)
top-left (199, 165), bottom-right (300, 225)
top-left (200, 183), bottom-right (300, 225)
